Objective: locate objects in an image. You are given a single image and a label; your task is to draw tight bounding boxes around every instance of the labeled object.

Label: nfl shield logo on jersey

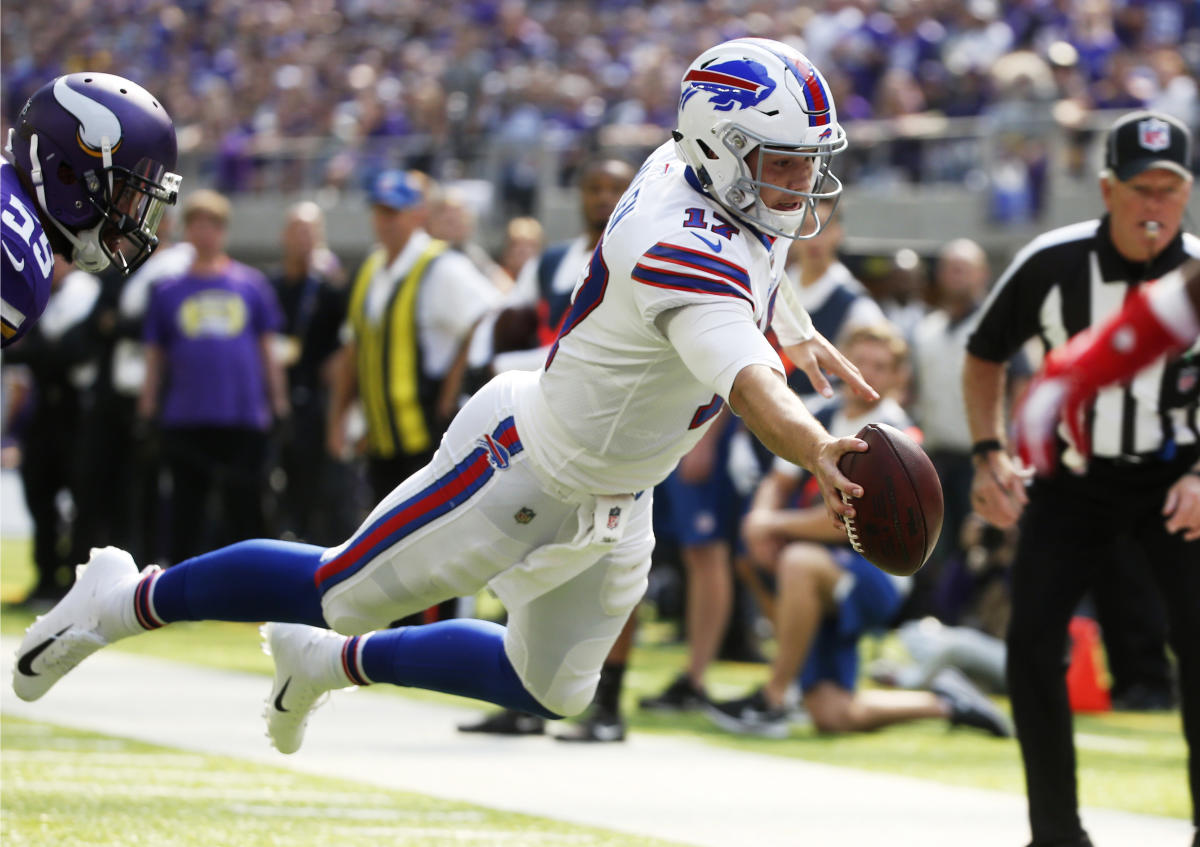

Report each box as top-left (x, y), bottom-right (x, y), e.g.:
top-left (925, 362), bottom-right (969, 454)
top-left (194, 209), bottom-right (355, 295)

top-left (1138, 118), bottom-right (1171, 152)
top-left (607, 507), bottom-right (622, 530)
top-left (1178, 364), bottom-right (1198, 395)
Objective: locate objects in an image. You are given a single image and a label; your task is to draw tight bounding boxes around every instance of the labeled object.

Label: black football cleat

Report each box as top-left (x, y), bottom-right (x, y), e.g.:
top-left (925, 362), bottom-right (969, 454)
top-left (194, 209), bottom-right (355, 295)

top-left (705, 688), bottom-right (790, 738)
top-left (554, 706), bottom-right (626, 742)
top-left (638, 673), bottom-right (709, 712)
top-left (457, 709), bottom-right (546, 736)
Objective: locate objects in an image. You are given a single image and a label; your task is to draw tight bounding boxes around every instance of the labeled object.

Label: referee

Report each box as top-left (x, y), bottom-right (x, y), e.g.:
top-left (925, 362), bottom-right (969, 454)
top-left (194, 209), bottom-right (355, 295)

top-left (964, 111), bottom-right (1200, 847)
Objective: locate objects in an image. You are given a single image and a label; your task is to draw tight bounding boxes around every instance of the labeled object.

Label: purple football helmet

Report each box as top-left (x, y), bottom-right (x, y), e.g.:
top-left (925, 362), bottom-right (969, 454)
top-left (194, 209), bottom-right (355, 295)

top-left (6, 72), bottom-right (181, 275)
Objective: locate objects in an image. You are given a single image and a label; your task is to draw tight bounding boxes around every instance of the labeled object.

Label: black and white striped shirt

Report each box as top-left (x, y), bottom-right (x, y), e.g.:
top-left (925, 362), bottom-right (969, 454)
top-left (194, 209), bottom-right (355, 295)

top-left (968, 216), bottom-right (1200, 461)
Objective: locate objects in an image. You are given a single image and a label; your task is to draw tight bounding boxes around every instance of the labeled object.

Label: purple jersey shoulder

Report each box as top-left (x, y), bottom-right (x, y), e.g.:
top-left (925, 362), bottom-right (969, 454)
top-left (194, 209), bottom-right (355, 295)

top-left (1, 163), bottom-right (55, 347)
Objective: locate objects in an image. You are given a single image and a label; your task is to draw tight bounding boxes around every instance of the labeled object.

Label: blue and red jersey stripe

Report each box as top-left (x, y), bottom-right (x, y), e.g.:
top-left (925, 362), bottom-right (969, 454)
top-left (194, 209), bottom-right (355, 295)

top-left (633, 242), bottom-right (752, 304)
top-left (546, 245), bottom-right (610, 370)
top-left (689, 394), bottom-right (725, 430)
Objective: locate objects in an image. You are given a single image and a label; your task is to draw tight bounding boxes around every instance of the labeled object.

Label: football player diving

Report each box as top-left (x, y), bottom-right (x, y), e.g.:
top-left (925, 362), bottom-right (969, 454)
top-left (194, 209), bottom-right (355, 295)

top-left (13, 39), bottom-right (879, 756)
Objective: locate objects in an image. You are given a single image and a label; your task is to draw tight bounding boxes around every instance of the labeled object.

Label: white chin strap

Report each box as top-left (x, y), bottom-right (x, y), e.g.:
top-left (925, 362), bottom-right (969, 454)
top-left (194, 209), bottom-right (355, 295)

top-left (27, 131), bottom-right (111, 273)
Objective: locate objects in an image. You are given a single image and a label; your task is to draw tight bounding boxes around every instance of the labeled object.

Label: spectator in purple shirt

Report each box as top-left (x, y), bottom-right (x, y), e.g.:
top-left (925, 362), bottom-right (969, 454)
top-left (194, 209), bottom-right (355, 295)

top-left (139, 189), bottom-right (289, 564)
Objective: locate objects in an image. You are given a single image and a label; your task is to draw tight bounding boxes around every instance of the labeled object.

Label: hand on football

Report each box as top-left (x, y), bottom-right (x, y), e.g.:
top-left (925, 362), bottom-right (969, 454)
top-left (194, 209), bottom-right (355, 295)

top-left (814, 435), bottom-right (868, 526)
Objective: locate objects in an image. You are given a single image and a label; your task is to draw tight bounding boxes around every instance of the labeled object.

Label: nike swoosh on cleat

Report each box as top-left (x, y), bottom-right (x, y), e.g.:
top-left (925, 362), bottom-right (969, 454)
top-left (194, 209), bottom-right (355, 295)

top-left (16, 626), bottom-right (72, 677)
top-left (273, 677), bottom-right (292, 712)
top-left (691, 232), bottom-right (723, 253)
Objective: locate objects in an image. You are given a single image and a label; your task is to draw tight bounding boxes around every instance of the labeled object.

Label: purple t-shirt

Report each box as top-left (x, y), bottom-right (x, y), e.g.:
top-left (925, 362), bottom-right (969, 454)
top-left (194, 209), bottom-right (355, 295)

top-left (1, 163), bottom-right (55, 347)
top-left (145, 260), bottom-right (283, 430)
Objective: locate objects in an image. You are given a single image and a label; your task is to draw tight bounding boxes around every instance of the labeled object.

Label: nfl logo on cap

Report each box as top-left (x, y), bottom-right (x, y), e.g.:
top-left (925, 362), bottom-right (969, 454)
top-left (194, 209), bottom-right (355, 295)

top-left (1138, 118), bottom-right (1171, 152)
top-left (1106, 110), bottom-right (1193, 182)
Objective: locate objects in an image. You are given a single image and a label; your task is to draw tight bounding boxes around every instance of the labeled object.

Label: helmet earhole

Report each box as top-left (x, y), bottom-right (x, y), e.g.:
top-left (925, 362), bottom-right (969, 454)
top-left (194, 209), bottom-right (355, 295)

top-left (57, 162), bottom-right (77, 185)
top-left (696, 140), bottom-right (720, 161)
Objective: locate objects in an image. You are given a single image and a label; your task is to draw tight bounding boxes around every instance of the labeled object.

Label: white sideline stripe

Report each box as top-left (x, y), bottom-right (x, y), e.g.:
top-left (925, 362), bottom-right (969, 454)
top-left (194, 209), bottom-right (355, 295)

top-left (1074, 732), bottom-right (1152, 754)
top-left (0, 639), bottom-right (1190, 847)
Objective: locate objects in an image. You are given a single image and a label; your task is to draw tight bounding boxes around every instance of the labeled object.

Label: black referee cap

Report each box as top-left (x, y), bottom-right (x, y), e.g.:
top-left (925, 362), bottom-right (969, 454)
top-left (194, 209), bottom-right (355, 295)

top-left (1104, 111), bottom-right (1193, 181)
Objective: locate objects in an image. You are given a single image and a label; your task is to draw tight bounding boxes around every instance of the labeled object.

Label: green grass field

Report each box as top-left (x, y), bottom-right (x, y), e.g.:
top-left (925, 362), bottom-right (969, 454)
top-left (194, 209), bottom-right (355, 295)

top-left (1, 717), bottom-right (687, 847)
top-left (1, 534), bottom-right (1190, 847)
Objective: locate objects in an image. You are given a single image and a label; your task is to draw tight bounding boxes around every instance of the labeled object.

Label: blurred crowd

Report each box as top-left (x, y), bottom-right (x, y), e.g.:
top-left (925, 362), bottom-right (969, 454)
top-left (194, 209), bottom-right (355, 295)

top-left (3, 0), bottom-right (1198, 207)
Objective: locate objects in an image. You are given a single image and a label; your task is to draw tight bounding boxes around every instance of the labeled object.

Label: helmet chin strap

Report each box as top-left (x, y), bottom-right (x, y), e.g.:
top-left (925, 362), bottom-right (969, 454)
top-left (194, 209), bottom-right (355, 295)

top-left (26, 131), bottom-right (112, 273)
top-left (61, 223), bottom-right (111, 273)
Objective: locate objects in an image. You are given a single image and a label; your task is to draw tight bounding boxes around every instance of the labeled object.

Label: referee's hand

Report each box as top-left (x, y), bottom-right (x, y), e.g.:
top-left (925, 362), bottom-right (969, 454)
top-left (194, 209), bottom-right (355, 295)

top-left (1163, 472), bottom-right (1200, 542)
top-left (970, 449), bottom-right (1029, 529)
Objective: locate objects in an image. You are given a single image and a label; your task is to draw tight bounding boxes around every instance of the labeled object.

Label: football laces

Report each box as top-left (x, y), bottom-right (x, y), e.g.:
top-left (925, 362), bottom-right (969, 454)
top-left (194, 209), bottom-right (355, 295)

top-left (840, 491), bottom-right (864, 554)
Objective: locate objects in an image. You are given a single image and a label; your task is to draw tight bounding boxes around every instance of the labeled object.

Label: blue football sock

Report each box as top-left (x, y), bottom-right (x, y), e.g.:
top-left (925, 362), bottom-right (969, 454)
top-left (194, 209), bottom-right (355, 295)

top-left (150, 539), bottom-right (327, 627)
top-left (358, 619), bottom-right (561, 719)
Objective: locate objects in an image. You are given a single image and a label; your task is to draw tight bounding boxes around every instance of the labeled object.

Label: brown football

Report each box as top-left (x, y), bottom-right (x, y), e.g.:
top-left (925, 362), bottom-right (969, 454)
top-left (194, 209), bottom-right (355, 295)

top-left (837, 422), bottom-right (944, 577)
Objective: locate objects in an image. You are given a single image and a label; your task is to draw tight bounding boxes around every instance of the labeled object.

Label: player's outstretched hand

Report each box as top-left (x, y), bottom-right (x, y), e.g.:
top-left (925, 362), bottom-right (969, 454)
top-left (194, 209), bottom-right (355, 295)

top-left (813, 434), bottom-right (868, 526)
top-left (786, 332), bottom-right (880, 401)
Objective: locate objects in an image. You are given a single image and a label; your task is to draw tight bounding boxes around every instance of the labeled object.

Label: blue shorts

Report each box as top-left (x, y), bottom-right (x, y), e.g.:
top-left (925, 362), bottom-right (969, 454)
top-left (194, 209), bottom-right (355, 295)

top-left (661, 417), bottom-right (742, 547)
top-left (799, 547), bottom-right (903, 693)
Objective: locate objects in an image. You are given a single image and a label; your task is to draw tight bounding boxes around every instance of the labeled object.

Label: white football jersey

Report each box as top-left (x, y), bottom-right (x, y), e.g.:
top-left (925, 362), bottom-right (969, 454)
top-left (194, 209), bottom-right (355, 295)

top-left (514, 142), bottom-right (800, 494)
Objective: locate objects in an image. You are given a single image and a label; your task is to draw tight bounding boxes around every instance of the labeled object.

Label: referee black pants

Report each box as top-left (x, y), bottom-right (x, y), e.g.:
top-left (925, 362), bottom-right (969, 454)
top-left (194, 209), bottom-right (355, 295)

top-left (1008, 454), bottom-right (1200, 844)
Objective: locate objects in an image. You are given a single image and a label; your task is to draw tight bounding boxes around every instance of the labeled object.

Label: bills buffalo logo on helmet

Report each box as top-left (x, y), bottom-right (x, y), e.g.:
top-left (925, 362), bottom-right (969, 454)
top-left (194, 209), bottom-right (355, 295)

top-left (681, 59), bottom-right (776, 112)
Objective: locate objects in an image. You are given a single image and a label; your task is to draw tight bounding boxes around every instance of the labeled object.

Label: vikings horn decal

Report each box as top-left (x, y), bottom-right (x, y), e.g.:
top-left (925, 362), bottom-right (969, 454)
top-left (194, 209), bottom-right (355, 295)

top-left (53, 77), bottom-right (122, 156)
top-left (681, 59), bottom-right (776, 112)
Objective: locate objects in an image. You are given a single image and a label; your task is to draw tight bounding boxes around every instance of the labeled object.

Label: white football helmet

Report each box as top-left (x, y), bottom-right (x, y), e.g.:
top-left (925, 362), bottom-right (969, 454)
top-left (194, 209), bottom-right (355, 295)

top-left (674, 38), bottom-right (847, 240)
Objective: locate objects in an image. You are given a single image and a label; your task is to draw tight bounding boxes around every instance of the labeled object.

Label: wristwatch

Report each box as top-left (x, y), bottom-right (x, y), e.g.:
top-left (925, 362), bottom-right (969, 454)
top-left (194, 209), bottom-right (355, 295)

top-left (971, 439), bottom-right (1004, 457)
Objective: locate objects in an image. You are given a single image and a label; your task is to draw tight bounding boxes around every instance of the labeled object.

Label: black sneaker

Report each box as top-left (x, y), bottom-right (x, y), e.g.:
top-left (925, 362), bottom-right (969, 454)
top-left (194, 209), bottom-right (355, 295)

top-left (932, 668), bottom-right (1013, 738)
top-left (638, 673), bottom-right (709, 712)
top-left (457, 709), bottom-right (546, 736)
top-left (554, 707), bottom-right (626, 743)
top-left (1111, 682), bottom-right (1176, 712)
top-left (705, 689), bottom-right (789, 738)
